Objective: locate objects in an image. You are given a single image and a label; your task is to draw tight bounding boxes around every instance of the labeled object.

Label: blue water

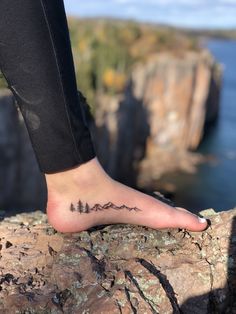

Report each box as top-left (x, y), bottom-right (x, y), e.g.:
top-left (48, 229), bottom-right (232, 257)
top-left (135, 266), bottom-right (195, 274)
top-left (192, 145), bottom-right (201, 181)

top-left (158, 39), bottom-right (236, 212)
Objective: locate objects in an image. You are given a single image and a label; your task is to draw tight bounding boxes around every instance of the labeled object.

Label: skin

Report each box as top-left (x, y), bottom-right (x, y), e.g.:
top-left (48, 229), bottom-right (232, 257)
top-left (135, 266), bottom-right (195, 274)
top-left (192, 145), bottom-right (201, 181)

top-left (70, 200), bottom-right (141, 214)
top-left (45, 157), bottom-right (209, 233)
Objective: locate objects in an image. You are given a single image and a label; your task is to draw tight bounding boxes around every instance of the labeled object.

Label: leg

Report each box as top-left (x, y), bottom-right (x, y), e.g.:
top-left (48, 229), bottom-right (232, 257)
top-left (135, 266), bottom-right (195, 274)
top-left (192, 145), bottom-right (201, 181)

top-left (0, 0), bottom-right (95, 173)
top-left (0, 0), bottom-right (208, 233)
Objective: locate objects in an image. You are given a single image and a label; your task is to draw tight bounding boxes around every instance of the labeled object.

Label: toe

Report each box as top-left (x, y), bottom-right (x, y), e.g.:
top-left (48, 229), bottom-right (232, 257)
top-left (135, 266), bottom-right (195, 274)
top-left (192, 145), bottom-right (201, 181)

top-left (175, 207), bottom-right (209, 232)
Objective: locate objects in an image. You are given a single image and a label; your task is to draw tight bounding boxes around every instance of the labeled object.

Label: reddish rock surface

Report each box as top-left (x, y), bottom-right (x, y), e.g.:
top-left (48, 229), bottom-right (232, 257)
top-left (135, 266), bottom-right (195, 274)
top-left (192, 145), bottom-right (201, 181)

top-left (0, 208), bottom-right (235, 313)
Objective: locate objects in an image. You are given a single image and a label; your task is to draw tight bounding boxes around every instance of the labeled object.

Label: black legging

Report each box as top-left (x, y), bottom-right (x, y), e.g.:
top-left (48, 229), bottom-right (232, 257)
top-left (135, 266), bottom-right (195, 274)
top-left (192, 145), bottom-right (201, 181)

top-left (0, 0), bottom-right (95, 173)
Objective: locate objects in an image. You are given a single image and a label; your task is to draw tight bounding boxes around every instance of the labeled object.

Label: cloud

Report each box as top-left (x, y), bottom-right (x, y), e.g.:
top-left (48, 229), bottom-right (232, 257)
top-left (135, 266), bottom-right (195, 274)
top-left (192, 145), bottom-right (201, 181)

top-left (64, 0), bottom-right (236, 28)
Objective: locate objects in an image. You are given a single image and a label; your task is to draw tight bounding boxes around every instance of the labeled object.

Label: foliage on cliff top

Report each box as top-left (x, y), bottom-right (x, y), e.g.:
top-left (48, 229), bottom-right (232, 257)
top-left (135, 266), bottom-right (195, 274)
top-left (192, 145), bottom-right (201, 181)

top-left (67, 18), bottom-right (199, 109)
top-left (0, 18), bottom-right (199, 109)
top-left (0, 73), bottom-right (7, 89)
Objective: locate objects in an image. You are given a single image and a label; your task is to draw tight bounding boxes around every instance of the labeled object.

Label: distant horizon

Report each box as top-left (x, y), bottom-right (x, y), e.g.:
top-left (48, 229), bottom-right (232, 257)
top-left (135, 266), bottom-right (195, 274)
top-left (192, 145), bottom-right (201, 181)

top-left (66, 15), bottom-right (236, 31)
top-left (64, 0), bottom-right (236, 30)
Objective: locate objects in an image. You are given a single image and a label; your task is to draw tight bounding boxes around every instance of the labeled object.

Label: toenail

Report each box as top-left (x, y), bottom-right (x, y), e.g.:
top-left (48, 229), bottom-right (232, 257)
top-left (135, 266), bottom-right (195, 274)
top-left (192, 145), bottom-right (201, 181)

top-left (198, 217), bottom-right (207, 223)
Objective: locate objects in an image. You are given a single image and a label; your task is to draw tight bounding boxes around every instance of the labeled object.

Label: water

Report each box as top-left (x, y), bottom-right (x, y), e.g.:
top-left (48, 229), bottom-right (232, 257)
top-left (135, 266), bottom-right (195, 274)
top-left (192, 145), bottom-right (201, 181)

top-left (158, 39), bottom-right (236, 212)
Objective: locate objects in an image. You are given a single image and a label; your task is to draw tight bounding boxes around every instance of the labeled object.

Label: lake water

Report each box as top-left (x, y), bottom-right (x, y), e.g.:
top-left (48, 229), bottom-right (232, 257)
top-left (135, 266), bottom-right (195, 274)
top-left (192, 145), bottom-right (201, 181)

top-left (158, 39), bottom-right (236, 213)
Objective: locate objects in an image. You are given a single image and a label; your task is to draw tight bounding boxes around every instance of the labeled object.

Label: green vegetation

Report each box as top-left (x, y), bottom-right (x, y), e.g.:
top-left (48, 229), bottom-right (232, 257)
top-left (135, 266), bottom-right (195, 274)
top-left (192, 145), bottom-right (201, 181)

top-left (0, 72), bottom-right (7, 89)
top-left (0, 18), bottom-right (200, 110)
top-left (68, 18), bottom-right (199, 110)
top-left (1, 17), bottom-right (236, 110)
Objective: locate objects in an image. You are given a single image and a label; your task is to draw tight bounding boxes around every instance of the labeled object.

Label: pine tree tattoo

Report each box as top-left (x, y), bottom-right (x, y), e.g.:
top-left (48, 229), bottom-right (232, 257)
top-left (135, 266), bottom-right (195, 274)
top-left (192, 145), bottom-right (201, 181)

top-left (69, 200), bottom-right (141, 214)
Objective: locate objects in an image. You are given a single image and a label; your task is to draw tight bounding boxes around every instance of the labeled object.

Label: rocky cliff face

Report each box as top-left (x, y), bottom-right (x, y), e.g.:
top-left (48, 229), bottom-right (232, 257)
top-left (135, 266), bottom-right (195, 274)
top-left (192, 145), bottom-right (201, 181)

top-left (0, 208), bottom-right (235, 313)
top-left (94, 50), bottom-right (222, 187)
top-left (0, 89), bottom-right (46, 212)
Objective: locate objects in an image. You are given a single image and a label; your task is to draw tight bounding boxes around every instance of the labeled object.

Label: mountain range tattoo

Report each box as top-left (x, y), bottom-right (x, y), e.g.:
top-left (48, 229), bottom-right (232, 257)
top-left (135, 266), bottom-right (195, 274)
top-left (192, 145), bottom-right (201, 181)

top-left (70, 200), bottom-right (141, 214)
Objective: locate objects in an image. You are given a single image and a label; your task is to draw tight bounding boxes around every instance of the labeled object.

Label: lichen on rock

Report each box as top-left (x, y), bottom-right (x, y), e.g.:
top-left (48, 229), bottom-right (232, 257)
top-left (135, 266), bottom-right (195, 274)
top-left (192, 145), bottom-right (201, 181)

top-left (0, 207), bottom-right (235, 313)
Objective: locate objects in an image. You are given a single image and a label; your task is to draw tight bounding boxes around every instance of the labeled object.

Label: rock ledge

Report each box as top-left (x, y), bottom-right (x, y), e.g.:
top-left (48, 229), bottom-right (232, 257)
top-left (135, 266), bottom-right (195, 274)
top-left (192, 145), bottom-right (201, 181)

top-left (0, 208), bottom-right (235, 313)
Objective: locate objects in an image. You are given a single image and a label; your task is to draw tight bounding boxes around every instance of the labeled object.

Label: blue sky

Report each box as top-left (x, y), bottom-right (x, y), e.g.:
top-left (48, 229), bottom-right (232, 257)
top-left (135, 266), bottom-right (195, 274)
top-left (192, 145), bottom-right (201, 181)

top-left (64, 0), bottom-right (236, 29)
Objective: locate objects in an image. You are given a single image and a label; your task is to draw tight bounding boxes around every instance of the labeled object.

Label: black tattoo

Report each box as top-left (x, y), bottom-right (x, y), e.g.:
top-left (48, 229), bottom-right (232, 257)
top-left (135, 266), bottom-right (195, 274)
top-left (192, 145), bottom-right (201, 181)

top-left (70, 200), bottom-right (141, 214)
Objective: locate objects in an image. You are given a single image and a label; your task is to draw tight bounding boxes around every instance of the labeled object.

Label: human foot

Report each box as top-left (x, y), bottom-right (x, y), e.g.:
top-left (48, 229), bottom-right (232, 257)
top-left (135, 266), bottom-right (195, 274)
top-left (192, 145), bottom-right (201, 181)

top-left (45, 158), bottom-right (209, 233)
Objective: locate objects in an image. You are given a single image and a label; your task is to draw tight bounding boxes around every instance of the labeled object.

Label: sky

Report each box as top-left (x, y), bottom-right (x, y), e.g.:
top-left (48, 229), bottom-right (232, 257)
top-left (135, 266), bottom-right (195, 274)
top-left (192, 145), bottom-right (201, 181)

top-left (64, 0), bottom-right (236, 29)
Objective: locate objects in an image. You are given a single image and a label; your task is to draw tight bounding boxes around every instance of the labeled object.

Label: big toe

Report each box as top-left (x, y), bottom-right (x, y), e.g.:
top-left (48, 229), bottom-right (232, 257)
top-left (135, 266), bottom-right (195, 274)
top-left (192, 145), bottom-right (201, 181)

top-left (175, 207), bottom-right (209, 232)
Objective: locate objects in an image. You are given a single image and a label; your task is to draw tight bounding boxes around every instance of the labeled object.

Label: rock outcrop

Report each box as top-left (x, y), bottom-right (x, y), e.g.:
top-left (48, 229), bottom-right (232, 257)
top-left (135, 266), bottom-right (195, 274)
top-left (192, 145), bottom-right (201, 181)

top-left (0, 208), bottom-right (235, 313)
top-left (94, 50), bottom-right (222, 187)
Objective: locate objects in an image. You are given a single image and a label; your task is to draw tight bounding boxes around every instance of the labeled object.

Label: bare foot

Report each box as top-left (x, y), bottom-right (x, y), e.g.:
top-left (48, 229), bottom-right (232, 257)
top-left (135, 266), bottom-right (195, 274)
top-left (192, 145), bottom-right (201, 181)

top-left (45, 158), bottom-right (208, 233)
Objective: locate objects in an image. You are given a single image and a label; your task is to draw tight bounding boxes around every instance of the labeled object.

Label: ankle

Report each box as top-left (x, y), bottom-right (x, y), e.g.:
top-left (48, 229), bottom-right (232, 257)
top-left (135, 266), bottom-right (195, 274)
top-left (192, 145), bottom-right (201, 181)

top-left (71, 157), bottom-right (109, 184)
top-left (45, 157), bottom-right (110, 194)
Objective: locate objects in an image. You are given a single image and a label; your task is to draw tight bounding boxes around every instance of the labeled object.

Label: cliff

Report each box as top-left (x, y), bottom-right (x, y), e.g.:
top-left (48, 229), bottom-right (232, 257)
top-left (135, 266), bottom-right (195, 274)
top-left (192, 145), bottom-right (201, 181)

top-left (94, 50), bottom-right (222, 187)
top-left (0, 89), bottom-right (46, 212)
top-left (0, 207), bottom-right (235, 313)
